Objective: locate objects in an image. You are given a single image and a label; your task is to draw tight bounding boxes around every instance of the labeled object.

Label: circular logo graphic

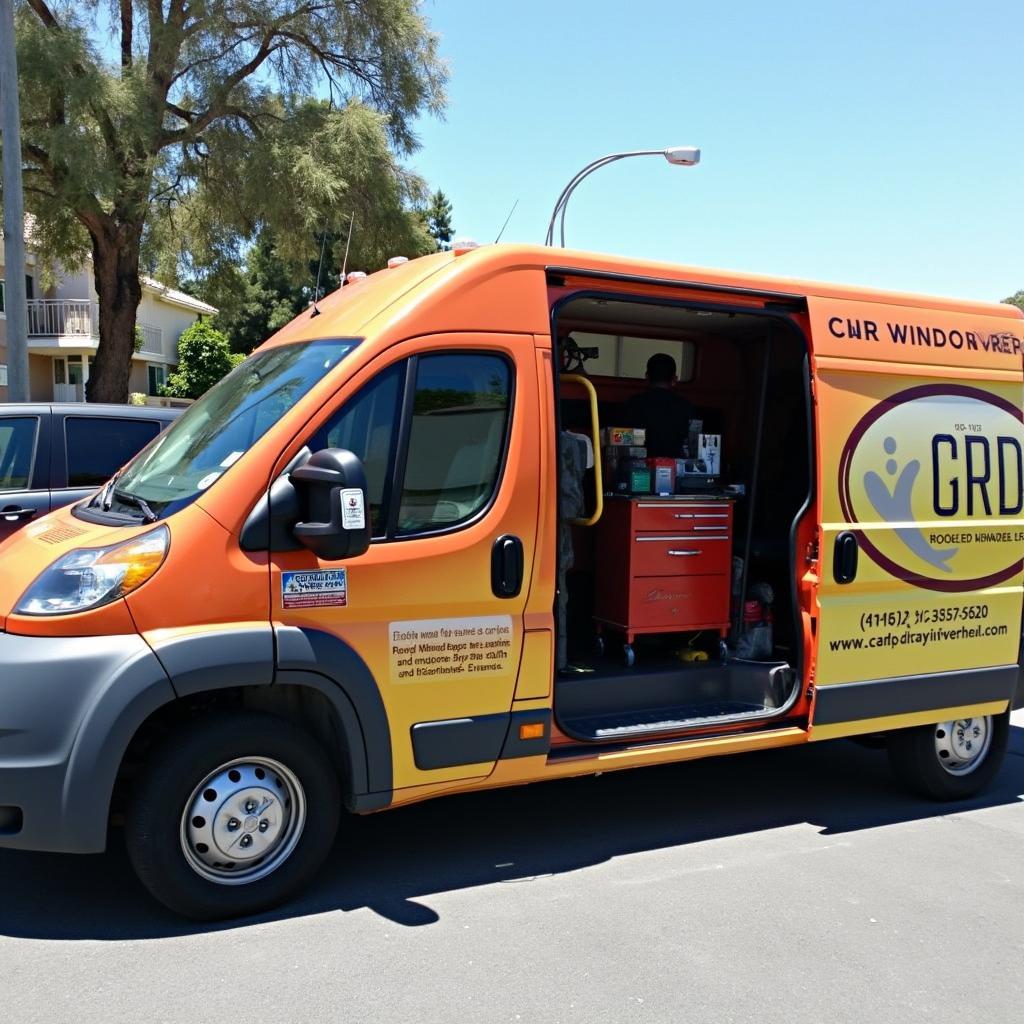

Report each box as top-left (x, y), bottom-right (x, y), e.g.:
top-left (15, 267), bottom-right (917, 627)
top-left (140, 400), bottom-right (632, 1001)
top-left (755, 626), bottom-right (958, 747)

top-left (839, 384), bottom-right (1023, 592)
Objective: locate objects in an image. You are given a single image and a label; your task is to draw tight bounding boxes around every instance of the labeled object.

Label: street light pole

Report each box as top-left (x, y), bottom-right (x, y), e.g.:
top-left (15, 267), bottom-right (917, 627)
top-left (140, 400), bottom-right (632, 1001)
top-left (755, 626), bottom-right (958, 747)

top-left (0, 0), bottom-right (29, 401)
top-left (544, 146), bottom-right (701, 248)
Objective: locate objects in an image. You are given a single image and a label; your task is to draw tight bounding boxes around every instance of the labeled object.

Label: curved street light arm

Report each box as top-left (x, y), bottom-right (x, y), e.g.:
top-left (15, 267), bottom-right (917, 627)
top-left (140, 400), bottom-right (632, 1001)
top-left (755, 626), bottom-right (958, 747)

top-left (544, 150), bottom-right (663, 246)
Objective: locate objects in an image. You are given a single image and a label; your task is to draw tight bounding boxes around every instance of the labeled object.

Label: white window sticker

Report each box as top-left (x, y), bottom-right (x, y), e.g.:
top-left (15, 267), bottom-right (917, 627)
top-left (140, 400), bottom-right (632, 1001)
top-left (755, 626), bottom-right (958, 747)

top-left (282, 568), bottom-right (348, 610)
top-left (389, 616), bottom-right (514, 681)
top-left (340, 488), bottom-right (366, 530)
top-left (197, 471), bottom-right (221, 490)
top-left (220, 451), bottom-right (244, 468)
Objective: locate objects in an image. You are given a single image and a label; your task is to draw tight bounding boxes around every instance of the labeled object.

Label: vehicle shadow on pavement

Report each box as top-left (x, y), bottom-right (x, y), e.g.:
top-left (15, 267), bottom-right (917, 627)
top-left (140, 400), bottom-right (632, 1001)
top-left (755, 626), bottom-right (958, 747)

top-left (1, 725), bottom-right (1022, 941)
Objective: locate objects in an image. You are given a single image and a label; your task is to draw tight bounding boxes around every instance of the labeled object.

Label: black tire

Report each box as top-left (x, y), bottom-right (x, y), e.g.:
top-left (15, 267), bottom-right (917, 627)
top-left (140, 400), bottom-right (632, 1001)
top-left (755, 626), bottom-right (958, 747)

top-left (125, 711), bottom-right (341, 920)
top-left (887, 711), bottom-right (1009, 801)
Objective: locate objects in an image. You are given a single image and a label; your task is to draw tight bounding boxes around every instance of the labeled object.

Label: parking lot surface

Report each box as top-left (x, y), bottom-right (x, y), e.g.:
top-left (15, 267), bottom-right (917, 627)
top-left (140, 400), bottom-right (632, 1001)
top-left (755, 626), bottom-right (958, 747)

top-left (2, 711), bottom-right (1023, 1024)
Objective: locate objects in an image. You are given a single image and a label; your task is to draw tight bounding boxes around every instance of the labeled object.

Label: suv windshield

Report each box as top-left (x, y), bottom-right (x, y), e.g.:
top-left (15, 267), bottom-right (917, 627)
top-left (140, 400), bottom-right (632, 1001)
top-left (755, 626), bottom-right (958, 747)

top-left (95, 339), bottom-right (359, 519)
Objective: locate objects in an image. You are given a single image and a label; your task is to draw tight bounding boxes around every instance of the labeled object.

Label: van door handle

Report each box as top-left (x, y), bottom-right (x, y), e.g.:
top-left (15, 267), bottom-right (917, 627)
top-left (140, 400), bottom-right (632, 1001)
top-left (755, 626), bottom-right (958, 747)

top-left (834, 531), bottom-right (859, 584)
top-left (491, 534), bottom-right (524, 598)
top-left (1, 506), bottom-right (37, 523)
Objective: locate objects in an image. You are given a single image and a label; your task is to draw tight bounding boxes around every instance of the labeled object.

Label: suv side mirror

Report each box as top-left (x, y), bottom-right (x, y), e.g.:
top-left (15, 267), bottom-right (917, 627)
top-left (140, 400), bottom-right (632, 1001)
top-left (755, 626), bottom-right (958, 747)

top-left (290, 448), bottom-right (371, 560)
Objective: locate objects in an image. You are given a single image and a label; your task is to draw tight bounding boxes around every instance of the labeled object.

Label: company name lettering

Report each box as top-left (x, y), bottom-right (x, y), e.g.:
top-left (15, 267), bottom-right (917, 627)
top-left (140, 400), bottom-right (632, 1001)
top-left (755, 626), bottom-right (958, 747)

top-left (931, 434), bottom-right (1024, 516)
top-left (828, 318), bottom-right (1022, 357)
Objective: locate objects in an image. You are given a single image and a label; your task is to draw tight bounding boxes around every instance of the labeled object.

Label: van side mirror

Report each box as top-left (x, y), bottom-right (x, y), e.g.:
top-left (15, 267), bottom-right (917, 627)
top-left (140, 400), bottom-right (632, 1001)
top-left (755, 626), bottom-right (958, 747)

top-left (290, 448), bottom-right (371, 561)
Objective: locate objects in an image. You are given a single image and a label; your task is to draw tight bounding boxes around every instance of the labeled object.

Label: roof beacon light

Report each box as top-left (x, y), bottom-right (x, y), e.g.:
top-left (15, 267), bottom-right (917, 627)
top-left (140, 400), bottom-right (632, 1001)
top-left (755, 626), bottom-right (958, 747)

top-left (387, 256), bottom-right (409, 269)
top-left (452, 237), bottom-right (480, 256)
top-left (664, 146), bottom-right (701, 166)
top-left (345, 271), bottom-right (367, 284)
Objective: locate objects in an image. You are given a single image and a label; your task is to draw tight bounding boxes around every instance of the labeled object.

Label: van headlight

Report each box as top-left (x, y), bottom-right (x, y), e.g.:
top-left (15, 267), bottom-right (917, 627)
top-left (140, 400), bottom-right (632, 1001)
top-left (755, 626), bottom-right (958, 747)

top-left (16, 526), bottom-right (170, 616)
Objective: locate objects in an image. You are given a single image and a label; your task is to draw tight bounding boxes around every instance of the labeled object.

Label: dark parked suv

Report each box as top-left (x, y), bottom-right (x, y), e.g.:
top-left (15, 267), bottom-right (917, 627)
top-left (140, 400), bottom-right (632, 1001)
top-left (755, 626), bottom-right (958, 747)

top-left (0, 404), bottom-right (181, 543)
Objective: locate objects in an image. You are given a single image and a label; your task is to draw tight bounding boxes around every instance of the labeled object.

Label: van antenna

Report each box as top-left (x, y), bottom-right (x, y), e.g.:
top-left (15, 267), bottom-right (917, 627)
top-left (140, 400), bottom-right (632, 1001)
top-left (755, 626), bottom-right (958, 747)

top-left (494, 199), bottom-right (519, 244)
top-left (310, 222), bottom-right (329, 318)
top-left (339, 212), bottom-right (355, 284)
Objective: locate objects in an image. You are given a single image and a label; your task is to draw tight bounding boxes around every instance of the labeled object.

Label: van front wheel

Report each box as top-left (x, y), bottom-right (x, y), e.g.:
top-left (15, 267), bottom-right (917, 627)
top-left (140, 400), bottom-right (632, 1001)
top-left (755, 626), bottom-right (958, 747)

top-left (125, 711), bottom-right (341, 920)
top-left (887, 711), bottom-right (1009, 801)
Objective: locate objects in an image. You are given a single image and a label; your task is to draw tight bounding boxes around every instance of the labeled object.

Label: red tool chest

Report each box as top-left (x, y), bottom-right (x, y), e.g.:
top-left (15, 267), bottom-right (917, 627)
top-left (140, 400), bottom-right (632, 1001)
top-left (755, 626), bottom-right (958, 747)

top-left (593, 497), bottom-right (734, 658)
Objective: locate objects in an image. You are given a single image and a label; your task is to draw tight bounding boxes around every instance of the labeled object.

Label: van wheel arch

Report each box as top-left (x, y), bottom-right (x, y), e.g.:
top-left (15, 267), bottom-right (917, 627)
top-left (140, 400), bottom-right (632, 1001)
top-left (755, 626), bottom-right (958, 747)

top-left (113, 677), bottom-right (381, 823)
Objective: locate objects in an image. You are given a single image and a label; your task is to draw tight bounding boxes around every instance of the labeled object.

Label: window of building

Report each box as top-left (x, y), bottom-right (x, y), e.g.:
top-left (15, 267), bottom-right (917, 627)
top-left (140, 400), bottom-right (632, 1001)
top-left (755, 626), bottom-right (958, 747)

top-left (54, 358), bottom-right (66, 385)
top-left (0, 364), bottom-right (8, 388)
top-left (0, 417), bottom-right (38, 490)
top-left (396, 353), bottom-right (512, 535)
top-left (148, 364), bottom-right (166, 396)
top-left (0, 277), bottom-right (35, 316)
top-left (65, 417), bottom-right (161, 488)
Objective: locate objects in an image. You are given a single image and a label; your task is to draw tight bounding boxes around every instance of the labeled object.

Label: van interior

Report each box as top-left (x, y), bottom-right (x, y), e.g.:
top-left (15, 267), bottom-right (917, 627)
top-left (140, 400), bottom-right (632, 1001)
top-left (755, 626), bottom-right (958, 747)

top-left (551, 292), bottom-right (814, 747)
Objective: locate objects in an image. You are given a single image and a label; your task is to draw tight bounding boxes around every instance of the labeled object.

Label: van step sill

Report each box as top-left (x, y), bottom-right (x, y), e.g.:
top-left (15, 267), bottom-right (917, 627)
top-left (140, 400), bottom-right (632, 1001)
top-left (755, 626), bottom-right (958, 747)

top-left (560, 700), bottom-right (777, 741)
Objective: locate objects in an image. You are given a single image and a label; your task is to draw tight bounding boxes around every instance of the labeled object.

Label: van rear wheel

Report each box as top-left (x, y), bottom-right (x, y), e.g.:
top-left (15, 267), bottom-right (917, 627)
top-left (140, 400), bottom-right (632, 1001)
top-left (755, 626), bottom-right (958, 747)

top-left (887, 711), bottom-right (1009, 801)
top-left (125, 711), bottom-right (340, 920)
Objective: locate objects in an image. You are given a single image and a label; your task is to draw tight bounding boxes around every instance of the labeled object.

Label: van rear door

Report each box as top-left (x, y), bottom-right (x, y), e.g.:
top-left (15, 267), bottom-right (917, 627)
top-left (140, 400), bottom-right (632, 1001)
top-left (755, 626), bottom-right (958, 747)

top-left (807, 297), bottom-right (1024, 737)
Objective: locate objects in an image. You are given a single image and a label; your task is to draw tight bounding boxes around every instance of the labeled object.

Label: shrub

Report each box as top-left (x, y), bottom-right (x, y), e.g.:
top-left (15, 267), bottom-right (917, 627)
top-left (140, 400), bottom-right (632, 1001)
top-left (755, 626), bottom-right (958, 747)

top-left (128, 392), bottom-right (147, 406)
top-left (162, 321), bottom-right (241, 400)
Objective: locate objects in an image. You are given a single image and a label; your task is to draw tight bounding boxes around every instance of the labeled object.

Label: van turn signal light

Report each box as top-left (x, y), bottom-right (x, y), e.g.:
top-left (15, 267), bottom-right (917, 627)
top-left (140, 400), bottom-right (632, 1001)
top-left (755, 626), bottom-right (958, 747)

top-left (519, 722), bottom-right (545, 741)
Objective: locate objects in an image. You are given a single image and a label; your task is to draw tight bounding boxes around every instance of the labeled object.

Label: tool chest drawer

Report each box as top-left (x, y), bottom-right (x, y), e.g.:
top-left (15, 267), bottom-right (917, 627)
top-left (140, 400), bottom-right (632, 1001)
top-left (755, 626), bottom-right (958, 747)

top-left (627, 575), bottom-right (731, 629)
top-left (631, 501), bottom-right (733, 533)
top-left (631, 534), bottom-right (732, 577)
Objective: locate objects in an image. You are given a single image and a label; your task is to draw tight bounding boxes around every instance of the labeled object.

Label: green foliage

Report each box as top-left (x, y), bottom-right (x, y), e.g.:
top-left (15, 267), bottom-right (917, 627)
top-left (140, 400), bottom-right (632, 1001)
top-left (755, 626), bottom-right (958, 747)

top-left (425, 189), bottom-right (454, 248)
top-left (9, 1), bottom-right (448, 399)
top-left (1003, 290), bottom-right (1024, 312)
top-left (133, 324), bottom-right (144, 353)
top-left (163, 322), bottom-right (243, 400)
top-left (128, 392), bottom-right (147, 407)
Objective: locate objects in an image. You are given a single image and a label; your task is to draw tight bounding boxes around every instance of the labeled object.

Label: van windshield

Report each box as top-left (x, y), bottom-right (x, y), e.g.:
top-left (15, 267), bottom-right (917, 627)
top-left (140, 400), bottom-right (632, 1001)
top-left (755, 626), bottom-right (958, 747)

top-left (98, 339), bottom-right (359, 519)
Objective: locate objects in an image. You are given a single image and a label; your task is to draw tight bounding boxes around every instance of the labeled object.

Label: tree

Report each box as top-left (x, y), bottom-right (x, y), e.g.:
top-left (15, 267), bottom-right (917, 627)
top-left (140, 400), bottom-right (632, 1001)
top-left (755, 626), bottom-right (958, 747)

top-left (425, 188), bottom-right (454, 248)
top-left (1003, 290), bottom-right (1024, 313)
top-left (12, 1), bottom-right (447, 402)
top-left (162, 320), bottom-right (241, 400)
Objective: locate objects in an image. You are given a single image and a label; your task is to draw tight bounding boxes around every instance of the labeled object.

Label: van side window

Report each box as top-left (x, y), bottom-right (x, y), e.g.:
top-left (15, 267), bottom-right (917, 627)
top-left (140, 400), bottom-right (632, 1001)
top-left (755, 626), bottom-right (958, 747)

top-left (0, 417), bottom-right (38, 491)
top-left (313, 363), bottom-right (403, 537)
top-left (396, 353), bottom-right (512, 535)
top-left (65, 417), bottom-right (161, 488)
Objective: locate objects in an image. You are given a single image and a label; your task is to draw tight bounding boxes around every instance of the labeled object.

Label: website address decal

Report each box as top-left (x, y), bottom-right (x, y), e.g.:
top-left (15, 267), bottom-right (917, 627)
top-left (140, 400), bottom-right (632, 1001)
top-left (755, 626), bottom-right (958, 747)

top-left (829, 623), bottom-right (1008, 652)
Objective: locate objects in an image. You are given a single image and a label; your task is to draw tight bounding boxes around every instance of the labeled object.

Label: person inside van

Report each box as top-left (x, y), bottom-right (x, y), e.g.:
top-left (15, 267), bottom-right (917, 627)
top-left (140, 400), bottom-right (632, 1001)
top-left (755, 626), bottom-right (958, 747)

top-left (620, 352), bottom-right (692, 458)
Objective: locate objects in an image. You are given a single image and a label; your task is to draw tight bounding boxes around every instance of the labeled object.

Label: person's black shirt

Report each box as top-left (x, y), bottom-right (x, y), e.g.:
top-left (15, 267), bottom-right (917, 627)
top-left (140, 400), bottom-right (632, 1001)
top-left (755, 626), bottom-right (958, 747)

top-left (619, 387), bottom-right (692, 458)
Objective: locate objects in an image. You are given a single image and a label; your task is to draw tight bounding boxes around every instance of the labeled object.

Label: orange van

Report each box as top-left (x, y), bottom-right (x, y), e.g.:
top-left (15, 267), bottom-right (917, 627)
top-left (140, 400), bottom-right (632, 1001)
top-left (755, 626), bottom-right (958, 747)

top-left (0, 243), bottom-right (1021, 919)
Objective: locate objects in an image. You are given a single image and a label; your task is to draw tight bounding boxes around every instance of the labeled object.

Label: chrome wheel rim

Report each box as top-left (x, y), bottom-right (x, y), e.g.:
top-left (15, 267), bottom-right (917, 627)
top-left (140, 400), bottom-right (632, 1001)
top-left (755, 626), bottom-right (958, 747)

top-left (934, 717), bottom-right (992, 776)
top-left (180, 757), bottom-right (306, 885)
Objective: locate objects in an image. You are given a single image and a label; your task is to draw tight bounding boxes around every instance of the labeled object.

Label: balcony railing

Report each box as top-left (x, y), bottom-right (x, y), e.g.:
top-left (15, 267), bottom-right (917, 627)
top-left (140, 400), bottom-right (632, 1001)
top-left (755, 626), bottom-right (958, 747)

top-left (27, 299), bottom-right (97, 338)
top-left (26, 299), bottom-right (164, 358)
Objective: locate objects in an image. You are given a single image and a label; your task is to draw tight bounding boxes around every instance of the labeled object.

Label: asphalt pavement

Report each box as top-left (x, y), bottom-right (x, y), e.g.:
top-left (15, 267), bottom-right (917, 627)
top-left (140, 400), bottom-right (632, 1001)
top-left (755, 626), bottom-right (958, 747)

top-left (2, 711), bottom-right (1023, 1023)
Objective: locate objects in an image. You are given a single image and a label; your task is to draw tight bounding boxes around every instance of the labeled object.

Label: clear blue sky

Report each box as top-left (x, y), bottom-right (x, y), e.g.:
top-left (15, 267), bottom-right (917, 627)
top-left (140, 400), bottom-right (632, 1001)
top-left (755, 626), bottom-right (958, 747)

top-left (410, 0), bottom-right (1022, 303)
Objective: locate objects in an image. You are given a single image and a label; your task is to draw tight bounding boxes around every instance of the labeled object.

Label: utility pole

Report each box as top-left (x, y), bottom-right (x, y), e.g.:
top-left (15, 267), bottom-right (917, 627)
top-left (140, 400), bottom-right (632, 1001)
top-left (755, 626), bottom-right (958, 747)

top-left (0, 0), bottom-right (29, 401)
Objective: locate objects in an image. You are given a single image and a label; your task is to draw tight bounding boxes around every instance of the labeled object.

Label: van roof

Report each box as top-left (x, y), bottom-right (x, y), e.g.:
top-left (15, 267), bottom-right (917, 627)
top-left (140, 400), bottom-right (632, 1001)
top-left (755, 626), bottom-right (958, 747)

top-left (261, 243), bottom-right (1023, 351)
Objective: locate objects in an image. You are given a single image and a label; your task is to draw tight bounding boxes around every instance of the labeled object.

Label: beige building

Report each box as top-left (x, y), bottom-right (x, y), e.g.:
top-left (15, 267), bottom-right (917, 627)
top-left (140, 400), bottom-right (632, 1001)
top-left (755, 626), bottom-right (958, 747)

top-left (0, 254), bottom-right (216, 403)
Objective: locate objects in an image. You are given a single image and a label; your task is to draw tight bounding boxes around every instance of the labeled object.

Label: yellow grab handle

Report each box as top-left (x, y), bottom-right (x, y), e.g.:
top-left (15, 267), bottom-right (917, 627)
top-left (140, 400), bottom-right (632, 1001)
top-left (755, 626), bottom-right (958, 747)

top-left (560, 373), bottom-right (603, 526)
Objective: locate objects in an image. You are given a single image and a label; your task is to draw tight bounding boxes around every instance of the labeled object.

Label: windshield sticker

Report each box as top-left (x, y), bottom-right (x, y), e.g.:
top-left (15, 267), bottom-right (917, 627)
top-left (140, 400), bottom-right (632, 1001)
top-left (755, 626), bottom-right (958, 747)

top-left (220, 451), bottom-right (244, 468)
top-left (340, 488), bottom-right (366, 530)
top-left (197, 471), bottom-right (221, 490)
top-left (282, 569), bottom-right (348, 610)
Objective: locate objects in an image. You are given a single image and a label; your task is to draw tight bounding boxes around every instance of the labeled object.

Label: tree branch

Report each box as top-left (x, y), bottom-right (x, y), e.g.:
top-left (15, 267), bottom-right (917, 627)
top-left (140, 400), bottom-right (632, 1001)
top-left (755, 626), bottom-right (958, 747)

top-left (120, 0), bottom-right (133, 68)
top-left (25, 0), bottom-right (58, 29)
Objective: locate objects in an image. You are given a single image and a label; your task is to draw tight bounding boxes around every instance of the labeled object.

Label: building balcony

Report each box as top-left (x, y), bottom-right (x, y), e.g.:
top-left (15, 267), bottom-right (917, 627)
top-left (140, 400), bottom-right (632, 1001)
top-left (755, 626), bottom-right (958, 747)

top-left (26, 299), bottom-right (165, 360)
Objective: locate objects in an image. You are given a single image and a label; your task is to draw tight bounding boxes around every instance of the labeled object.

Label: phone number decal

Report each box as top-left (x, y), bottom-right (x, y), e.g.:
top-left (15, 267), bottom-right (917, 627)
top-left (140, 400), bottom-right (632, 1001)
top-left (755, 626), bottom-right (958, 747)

top-left (859, 604), bottom-right (990, 632)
